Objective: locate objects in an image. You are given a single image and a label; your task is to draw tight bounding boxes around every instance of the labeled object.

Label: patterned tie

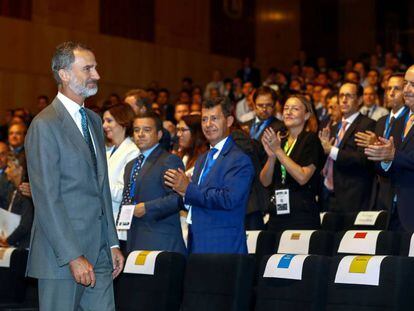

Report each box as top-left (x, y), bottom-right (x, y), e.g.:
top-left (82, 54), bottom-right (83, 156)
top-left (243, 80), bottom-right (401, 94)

top-left (404, 114), bottom-right (414, 137)
top-left (121, 154), bottom-right (145, 204)
top-left (79, 107), bottom-right (97, 174)
top-left (198, 148), bottom-right (218, 185)
top-left (323, 120), bottom-right (348, 191)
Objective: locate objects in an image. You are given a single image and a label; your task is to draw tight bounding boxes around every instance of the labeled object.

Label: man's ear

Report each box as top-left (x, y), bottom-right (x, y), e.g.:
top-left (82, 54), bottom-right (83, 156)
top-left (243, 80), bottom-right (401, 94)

top-left (58, 69), bottom-right (70, 84)
top-left (226, 115), bottom-right (234, 128)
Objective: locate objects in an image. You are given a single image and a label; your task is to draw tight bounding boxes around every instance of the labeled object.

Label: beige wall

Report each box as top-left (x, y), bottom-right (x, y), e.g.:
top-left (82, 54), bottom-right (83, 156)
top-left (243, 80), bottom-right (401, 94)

top-left (0, 0), bottom-right (240, 121)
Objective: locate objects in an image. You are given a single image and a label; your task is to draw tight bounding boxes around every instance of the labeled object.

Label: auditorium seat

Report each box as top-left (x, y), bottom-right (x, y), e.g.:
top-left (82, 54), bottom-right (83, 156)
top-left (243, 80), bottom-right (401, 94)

top-left (343, 210), bottom-right (388, 230)
top-left (181, 254), bottom-right (255, 311)
top-left (333, 230), bottom-right (400, 256)
top-left (399, 232), bottom-right (414, 256)
top-left (326, 255), bottom-right (414, 310)
top-left (321, 212), bottom-right (345, 231)
top-left (255, 254), bottom-right (330, 310)
top-left (274, 230), bottom-right (334, 256)
top-left (115, 251), bottom-right (186, 311)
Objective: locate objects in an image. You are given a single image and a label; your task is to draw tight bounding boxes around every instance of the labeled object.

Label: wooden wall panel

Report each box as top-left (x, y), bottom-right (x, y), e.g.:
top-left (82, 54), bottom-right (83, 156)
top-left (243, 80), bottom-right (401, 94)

top-left (255, 0), bottom-right (301, 71)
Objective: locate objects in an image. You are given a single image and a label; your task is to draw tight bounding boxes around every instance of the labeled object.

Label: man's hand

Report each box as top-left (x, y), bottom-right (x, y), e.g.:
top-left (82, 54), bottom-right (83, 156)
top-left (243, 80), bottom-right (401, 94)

top-left (111, 247), bottom-right (124, 279)
top-left (0, 231), bottom-right (9, 247)
top-left (164, 168), bottom-right (190, 196)
top-left (365, 136), bottom-right (396, 161)
top-left (134, 202), bottom-right (146, 218)
top-left (318, 127), bottom-right (335, 154)
top-left (69, 256), bottom-right (95, 287)
top-left (355, 130), bottom-right (378, 148)
top-left (18, 182), bottom-right (32, 198)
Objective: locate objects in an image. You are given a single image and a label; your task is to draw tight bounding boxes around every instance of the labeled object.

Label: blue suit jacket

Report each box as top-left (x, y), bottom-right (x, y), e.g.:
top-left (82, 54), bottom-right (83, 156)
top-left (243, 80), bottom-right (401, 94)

top-left (185, 137), bottom-right (254, 254)
top-left (387, 115), bottom-right (414, 231)
top-left (124, 145), bottom-right (186, 255)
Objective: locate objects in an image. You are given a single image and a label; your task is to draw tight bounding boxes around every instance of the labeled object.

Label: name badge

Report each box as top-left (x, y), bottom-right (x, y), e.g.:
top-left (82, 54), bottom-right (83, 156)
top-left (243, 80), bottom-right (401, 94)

top-left (116, 205), bottom-right (135, 230)
top-left (275, 189), bottom-right (290, 215)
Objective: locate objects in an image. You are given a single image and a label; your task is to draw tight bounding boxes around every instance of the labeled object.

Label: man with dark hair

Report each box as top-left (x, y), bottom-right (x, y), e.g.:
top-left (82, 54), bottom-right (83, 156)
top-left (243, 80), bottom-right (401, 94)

top-left (319, 82), bottom-right (376, 212)
top-left (165, 97), bottom-right (254, 254)
top-left (36, 95), bottom-right (50, 114)
top-left (122, 112), bottom-right (186, 254)
top-left (248, 86), bottom-right (284, 141)
top-left (157, 88), bottom-right (174, 121)
top-left (25, 41), bottom-right (124, 310)
top-left (174, 102), bottom-right (190, 123)
top-left (124, 89), bottom-right (150, 115)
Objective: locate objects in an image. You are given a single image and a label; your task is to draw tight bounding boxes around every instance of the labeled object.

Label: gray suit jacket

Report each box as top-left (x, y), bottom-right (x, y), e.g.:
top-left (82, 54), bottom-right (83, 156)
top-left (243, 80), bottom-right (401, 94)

top-left (25, 97), bottom-right (119, 279)
top-left (124, 146), bottom-right (186, 255)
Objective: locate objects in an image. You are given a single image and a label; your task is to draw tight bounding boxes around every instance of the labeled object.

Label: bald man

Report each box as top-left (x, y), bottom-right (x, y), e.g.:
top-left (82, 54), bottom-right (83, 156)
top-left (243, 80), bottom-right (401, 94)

top-left (365, 65), bottom-right (414, 231)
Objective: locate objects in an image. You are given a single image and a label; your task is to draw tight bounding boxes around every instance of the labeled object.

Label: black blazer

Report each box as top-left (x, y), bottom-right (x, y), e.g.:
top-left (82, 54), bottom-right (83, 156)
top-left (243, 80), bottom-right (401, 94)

top-left (4, 188), bottom-right (34, 248)
top-left (332, 114), bottom-right (376, 212)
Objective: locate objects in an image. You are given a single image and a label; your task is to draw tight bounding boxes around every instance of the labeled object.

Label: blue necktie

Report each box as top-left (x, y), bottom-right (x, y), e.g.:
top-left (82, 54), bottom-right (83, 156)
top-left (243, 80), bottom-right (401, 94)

top-left (198, 148), bottom-right (218, 184)
top-left (122, 154), bottom-right (145, 204)
top-left (79, 107), bottom-right (97, 174)
top-left (250, 121), bottom-right (264, 140)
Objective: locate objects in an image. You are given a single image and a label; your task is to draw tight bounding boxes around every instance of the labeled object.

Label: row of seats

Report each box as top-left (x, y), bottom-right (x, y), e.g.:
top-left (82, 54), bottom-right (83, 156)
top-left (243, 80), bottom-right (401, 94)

top-left (248, 230), bottom-right (414, 257)
top-left (319, 210), bottom-right (388, 231)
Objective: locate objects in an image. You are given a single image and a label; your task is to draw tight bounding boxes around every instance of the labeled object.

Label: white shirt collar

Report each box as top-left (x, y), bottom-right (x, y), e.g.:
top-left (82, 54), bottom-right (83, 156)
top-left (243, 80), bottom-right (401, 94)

top-left (390, 106), bottom-right (407, 119)
top-left (210, 136), bottom-right (228, 159)
top-left (57, 92), bottom-right (84, 117)
top-left (343, 111), bottom-right (359, 125)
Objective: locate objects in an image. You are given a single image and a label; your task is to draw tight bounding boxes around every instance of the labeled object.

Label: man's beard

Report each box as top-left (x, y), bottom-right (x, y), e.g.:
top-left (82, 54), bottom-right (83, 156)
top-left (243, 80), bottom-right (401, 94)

top-left (69, 75), bottom-right (98, 98)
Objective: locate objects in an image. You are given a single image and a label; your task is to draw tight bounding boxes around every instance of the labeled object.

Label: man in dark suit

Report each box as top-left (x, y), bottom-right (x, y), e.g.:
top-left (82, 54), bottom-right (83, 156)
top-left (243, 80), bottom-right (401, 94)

top-left (8, 123), bottom-right (26, 155)
top-left (123, 112), bottom-right (186, 255)
top-left (319, 82), bottom-right (376, 212)
top-left (165, 97), bottom-right (254, 254)
top-left (25, 42), bottom-right (124, 311)
top-left (365, 65), bottom-right (414, 231)
top-left (246, 86), bottom-right (284, 142)
top-left (0, 141), bottom-right (11, 208)
top-left (355, 74), bottom-right (408, 213)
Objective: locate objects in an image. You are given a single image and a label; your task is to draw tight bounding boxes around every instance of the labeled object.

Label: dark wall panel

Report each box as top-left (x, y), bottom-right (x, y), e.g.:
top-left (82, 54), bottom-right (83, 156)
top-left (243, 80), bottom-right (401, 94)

top-left (0, 0), bottom-right (31, 20)
top-left (210, 0), bottom-right (255, 60)
top-left (100, 0), bottom-right (154, 42)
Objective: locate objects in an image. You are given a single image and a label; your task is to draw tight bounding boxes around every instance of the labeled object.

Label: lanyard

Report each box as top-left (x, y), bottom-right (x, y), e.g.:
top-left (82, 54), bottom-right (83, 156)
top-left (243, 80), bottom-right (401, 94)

top-left (401, 112), bottom-right (411, 141)
top-left (8, 190), bottom-right (17, 212)
top-left (280, 139), bottom-right (297, 184)
top-left (384, 106), bottom-right (408, 139)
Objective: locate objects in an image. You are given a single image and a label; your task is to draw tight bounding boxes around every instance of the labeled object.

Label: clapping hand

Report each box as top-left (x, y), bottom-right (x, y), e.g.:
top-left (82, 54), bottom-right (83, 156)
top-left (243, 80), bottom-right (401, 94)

top-left (318, 127), bottom-right (335, 154)
top-left (261, 127), bottom-right (282, 158)
top-left (355, 130), bottom-right (378, 148)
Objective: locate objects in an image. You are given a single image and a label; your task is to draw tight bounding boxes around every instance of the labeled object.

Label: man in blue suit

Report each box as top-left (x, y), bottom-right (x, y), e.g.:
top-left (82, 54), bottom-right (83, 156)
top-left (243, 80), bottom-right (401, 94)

top-left (365, 65), bottom-right (414, 231)
top-left (165, 97), bottom-right (254, 254)
top-left (123, 112), bottom-right (186, 255)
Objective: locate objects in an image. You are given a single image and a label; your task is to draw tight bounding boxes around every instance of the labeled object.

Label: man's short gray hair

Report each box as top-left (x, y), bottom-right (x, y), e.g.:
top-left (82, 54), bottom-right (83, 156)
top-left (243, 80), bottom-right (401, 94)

top-left (51, 41), bottom-right (91, 85)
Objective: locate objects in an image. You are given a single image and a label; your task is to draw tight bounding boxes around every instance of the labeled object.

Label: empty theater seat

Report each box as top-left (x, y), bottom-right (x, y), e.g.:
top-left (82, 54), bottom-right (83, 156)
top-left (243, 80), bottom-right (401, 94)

top-left (182, 254), bottom-right (255, 311)
top-left (334, 230), bottom-right (400, 256)
top-left (343, 210), bottom-right (388, 230)
top-left (321, 212), bottom-right (345, 232)
top-left (115, 250), bottom-right (186, 311)
top-left (255, 254), bottom-right (330, 311)
top-left (274, 230), bottom-right (334, 256)
top-left (326, 255), bottom-right (414, 310)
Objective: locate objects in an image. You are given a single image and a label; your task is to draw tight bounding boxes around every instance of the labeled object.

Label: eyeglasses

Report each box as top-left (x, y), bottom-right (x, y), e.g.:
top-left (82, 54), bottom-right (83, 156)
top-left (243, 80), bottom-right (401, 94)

top-left (256, 103), bottom-right (274, 110)
top-left (176, 127), bottom-right (190, 133)
top-left (339, 93), bottom-right (357, 100)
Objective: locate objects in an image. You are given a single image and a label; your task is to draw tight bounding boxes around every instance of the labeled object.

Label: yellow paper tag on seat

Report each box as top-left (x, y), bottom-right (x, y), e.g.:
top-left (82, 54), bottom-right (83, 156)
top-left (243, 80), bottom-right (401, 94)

top-left (349, 255), bottom-right (372, 274)
top-left (135, 251), bottom-right (151, 265)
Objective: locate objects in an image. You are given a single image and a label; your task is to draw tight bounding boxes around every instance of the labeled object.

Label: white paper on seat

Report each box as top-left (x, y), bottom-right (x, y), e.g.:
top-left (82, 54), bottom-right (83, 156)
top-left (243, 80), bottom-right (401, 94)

top-left (123, 250), bottom-right (163, 275)
top-left (320, 212), bottom-right (327, 224)
top-left (354, 211), bottom-right (382, 226)
top-left (338, 230), bottom-right (381, 254)
top-left (409, 234), bottom-right (414, 257)
top-left (0, 247), bottom-right (16, 268)
top-left (0, 208), bottom-right (21, 237)
top-left (334, 255), bottom-right (386, 286)
top-left (277, 230), bottom-right (316, 254)
top-left (246, 230), bottom-right (261, 254)
top-left (263, 254), bottom-right (309, 280)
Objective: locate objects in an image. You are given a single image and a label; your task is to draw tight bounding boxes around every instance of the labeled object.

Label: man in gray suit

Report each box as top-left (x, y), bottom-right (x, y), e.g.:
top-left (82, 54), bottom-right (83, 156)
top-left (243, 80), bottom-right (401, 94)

top-left (123, 112), bottom-right (186, 255)
top-left (25, 42), bottom-right (124, 310)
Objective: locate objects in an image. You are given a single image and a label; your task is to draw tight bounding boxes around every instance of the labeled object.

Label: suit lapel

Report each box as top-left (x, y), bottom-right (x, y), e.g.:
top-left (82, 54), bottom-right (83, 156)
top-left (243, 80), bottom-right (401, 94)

top-left (338, 114), bottom-right (360, 149)
top-left (53, 100), bottom-right (95, 171)
top-left (200, 137), bottom-right (234, 186)
top-left (87, 109), bottom-right (106, 185)
top-left (135, 146), bottom-right (163, 190)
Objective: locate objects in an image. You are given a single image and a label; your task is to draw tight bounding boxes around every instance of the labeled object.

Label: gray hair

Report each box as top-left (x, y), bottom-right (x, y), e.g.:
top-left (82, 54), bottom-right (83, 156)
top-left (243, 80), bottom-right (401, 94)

top-left (51, 41), bottom-right (91, 85)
